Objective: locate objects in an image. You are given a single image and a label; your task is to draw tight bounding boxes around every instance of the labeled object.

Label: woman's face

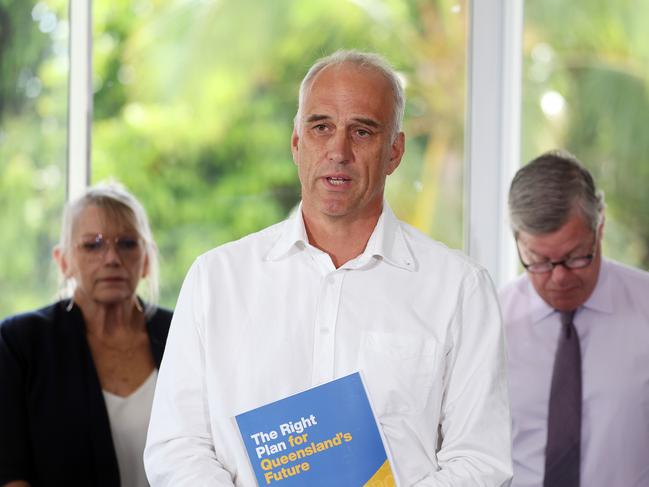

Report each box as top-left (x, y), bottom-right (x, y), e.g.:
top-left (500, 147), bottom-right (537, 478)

top-left (60, 205), bottom-right (148, 308)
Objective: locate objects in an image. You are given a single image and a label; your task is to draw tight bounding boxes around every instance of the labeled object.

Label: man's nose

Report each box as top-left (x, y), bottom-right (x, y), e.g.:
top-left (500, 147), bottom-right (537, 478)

top-left (550, 262), bottom-right (573, 282)
top-left (326, 130), bottom-right (352, 164)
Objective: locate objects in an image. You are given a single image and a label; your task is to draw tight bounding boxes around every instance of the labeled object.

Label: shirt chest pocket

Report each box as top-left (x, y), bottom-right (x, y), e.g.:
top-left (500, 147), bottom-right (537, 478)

top-left (358, 331), bottom-right (439, 417)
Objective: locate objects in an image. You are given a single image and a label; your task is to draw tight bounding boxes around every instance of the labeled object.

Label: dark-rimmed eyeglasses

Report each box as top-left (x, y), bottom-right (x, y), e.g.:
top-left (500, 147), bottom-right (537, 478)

top-left (516, 234), bottom-right (598, 274)
top-left (76, 234), bottom-right (142, 260)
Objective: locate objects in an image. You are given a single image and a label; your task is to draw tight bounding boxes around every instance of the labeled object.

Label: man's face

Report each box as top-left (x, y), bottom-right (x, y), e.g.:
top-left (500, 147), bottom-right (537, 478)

top-left (291, 63), bottom-right (405, 223)
top-left (517, 212), bottom-right (603, 311)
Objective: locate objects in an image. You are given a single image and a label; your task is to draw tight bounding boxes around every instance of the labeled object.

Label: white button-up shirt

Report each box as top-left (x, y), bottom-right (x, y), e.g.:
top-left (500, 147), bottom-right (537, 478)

top-left (500, 259), bottom-right (649, 487)
top-left (145, 203), bottom-right (512, 486)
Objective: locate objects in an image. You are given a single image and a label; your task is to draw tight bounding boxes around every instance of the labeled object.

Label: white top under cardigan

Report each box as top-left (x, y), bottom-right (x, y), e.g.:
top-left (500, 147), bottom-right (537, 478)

top-left (103, 370), bottom-right (157, 487)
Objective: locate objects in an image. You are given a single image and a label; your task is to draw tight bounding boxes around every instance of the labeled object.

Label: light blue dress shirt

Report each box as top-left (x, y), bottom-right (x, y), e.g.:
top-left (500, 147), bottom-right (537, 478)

top-left (500, 259), bottom-right (649, 487)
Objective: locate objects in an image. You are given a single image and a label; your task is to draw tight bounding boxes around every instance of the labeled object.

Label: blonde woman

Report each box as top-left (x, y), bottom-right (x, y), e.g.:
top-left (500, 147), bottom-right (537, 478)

top-left (0, 182), bottom-right (172, 487)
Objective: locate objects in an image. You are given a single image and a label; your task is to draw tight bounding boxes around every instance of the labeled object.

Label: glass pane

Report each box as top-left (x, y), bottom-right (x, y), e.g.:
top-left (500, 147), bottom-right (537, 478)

top-left (0, 0), bottom-right (69, 316)
top-left (523, 1), bottom-right (649, 269)
top-left (92, 0), bottom-right (468, 307)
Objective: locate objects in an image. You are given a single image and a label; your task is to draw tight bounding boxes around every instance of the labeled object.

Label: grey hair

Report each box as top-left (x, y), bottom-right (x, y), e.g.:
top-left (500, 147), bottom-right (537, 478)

top-left (509, 150), bottom-right (605, 236)
top-left (294, 49), bottom-right (405, 141)
top-left (56, 181), bottom-right (160, 316)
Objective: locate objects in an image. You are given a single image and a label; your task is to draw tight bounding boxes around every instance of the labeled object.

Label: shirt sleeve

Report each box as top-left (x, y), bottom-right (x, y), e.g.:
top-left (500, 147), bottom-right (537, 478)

top-left (0, 320), bottom-right (32, 485)
top-left (144, 259), bottom-right (235, 486)
top-left (419, 268), bottom-right (513, 486)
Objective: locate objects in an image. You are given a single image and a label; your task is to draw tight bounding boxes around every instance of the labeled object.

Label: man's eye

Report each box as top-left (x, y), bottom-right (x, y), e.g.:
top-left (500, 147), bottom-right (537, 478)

top-left (356, 129), bottom-right (371, 137)
top-left (313, 124), bottom-right (328, 132)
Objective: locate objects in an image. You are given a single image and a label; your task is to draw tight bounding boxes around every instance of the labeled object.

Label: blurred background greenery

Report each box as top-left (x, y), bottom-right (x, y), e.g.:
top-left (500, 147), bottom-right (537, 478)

top-left (522, 0), bottom-right (649, 267)
top-left (1, 0), bottom-right (648, 317)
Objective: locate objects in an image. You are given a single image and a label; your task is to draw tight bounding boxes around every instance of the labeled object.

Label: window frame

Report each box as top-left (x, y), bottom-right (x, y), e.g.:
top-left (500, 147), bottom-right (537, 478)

top-left (465, 0), bottom-right (522, 286)
top-left (67, 0), bottom-right (91, 200)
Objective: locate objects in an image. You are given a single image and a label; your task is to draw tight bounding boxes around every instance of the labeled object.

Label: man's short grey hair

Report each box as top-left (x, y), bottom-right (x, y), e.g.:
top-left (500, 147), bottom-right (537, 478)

top-left (56, 180), bottom-right (160, 316)
top-left (294, 49), bottom-right (405, 141)
top-left (509, 150), bottom-right (605, 236)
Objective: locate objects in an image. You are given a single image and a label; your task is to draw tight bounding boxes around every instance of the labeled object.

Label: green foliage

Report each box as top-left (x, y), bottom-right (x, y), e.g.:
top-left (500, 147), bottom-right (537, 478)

top-left (523, 0), bottom-right (649, 267)
top-left (0, 1), bottom-right (45, 116)
top-left (0, 0), bottom-right (67, 314)
top-left (5, 0), bottom-right (648, 319)
top-left (15, 0), bottom-right (649, 315)
top-left (88, 0), bottom-right (469, 308)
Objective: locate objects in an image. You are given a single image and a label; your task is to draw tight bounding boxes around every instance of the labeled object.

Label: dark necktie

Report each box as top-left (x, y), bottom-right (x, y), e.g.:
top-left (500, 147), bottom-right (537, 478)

top-left (544, 310), bottom-right (581, 487)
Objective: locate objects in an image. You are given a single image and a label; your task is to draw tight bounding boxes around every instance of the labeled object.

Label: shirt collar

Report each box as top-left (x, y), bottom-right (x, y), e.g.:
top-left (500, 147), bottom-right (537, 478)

top-left (265, 201), bottom-right (415, 272)
top-left (264, 202), bottom-right (309, 262)
top-left (526, 279), bottom-right (556, 324)
top-left (581, 258), bottom-right (613, 314)
top-left (355, 202), bottom-right (415, 271)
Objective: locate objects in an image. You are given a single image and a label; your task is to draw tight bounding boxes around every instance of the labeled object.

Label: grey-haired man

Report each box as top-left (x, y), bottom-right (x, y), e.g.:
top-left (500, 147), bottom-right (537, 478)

top-left (500, 150), bottom-right (649, 487)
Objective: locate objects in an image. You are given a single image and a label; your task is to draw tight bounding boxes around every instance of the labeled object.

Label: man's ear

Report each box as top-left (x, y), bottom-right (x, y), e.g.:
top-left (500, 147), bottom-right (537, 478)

top-left (597, 213), bottom-right (606, 238)
top-left (386, 132), bottom-right (405, 175)
top-left (291, 128), bottom-right (300, 166)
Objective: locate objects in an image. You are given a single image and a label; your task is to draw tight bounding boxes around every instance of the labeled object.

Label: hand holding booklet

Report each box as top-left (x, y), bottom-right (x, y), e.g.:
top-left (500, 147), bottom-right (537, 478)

top-left (235, 372), bottom-right (397, 486)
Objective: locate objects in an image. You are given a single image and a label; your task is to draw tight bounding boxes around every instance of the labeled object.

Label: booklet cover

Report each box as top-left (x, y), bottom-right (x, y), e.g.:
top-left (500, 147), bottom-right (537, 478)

top-left (235, 372), bottom-right (396, 486)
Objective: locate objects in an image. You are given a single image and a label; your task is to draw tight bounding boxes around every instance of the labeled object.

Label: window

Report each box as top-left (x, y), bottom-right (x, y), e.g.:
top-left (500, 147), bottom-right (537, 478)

top-left (0, 0), bottom-right (68, 316)
top-left (523, 1), bottom-right (649, 269)
top-left (91, 0), bottom-right (468, 307)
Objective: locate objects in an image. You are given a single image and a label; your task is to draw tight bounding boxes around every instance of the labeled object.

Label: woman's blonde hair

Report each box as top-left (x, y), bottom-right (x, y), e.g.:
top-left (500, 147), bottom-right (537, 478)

top-left (56, 181), bottom-right (160, 315)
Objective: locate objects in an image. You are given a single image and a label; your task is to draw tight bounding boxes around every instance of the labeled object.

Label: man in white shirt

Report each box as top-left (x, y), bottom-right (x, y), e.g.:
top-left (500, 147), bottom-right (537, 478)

top-left (500, 150), bottom-right (649, 487)
top-left (145, 49), bottom-right (512, 486)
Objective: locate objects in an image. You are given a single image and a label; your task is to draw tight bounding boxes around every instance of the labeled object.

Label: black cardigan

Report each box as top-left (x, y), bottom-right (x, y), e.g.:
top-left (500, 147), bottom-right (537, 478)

top-left (0, 300), bottom-right (172, 486)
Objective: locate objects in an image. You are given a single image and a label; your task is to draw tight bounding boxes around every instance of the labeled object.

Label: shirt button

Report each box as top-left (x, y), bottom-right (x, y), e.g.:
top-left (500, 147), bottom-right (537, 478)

top-left (326, 276), bottom-right (335, 285)
top-left (320, 328), bottom-right (330, 335)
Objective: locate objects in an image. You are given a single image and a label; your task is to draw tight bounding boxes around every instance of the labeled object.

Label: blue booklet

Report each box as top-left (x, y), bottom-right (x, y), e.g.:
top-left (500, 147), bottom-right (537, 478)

top-left (235, 372), bottom-right (396, 486)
